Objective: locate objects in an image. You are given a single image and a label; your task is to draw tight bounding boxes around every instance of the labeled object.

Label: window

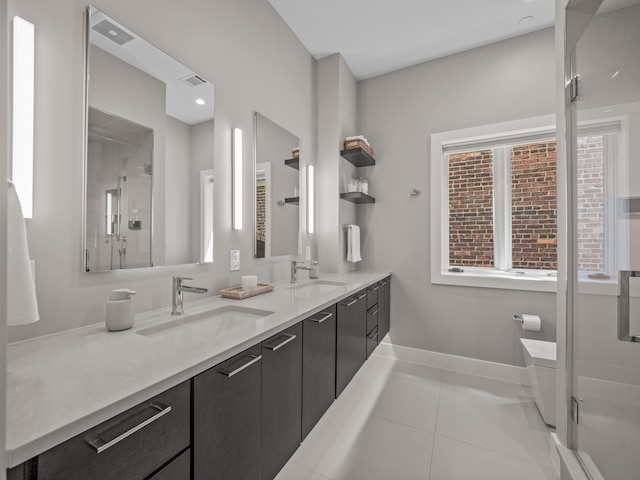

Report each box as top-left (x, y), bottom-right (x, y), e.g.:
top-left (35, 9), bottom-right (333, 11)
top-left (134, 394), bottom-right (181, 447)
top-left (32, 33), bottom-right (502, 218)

top-left (431, 115), bottom-right (624, 292)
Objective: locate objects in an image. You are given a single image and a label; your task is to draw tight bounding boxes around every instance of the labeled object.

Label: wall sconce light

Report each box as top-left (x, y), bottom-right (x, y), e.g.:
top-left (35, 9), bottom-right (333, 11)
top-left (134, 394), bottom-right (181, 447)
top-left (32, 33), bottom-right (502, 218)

top-left (12, 16), bottom-right (35, 219)
top-left (232, 127), bottom-right (243, 230)
top-left (308, 165), bottom-right (315, 234)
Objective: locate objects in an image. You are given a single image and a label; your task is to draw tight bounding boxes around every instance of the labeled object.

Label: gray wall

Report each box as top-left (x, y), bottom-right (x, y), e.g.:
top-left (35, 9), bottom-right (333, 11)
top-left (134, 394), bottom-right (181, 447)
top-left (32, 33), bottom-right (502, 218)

top-left (357, 28), bottom-right (558, 367)
top-left (7, 0), bottom-right (315, 342)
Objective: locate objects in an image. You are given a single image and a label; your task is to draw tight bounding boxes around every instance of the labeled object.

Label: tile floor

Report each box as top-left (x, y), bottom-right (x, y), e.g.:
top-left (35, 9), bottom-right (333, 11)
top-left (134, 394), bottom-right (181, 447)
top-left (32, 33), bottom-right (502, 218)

top-left (276, 353), bottom-right (559, 480)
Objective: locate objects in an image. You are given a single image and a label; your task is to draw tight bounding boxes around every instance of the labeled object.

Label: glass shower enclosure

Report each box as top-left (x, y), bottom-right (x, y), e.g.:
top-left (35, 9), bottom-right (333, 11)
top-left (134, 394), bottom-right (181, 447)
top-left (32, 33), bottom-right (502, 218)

top-left (566, 0), bottom-right (640, 478)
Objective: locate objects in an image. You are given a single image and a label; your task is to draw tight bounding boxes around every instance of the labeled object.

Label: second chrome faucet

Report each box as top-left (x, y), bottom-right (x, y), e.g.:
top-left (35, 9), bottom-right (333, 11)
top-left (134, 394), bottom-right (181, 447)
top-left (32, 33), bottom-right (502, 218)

top-left (172, 276), bottom-right (208, 315)
top-left (290, 260), bottom-right (318, 285)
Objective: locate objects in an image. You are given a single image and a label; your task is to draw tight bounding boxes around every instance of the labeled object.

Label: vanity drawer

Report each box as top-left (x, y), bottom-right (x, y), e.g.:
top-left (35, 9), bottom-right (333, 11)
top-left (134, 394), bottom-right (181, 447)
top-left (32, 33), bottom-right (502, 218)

top-left (149, 449), bottom-right (190, 480)
top-left (366, 305), bottom-right (379, 334)
top-left (366, 326), bottom-right (379, 359)
top-left (37, 381), bottom-right (190, 480)
top-left (366, 284), bottom-right (379, 310)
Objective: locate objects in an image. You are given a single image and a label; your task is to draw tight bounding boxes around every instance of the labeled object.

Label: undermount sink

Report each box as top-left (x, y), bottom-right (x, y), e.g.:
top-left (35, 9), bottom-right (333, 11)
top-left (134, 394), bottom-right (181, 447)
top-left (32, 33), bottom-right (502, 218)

top-left (136, 305), bottom-right (274, 341)
top-left (287, 280), bottom-right (349, 298)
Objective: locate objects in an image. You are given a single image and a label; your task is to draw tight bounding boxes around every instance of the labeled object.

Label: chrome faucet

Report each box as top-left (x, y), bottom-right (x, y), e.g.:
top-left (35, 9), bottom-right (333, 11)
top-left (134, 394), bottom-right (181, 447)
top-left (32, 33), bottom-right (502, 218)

top-left (172, 276), bottom-right (208, 315)
top-left (291, 260), bottom-right (317, 285)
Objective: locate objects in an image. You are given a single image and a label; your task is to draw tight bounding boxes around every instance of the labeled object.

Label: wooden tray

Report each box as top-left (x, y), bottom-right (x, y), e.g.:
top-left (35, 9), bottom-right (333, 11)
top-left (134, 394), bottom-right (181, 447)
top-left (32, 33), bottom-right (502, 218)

top-left (220, 283), bottom-right (274, 300)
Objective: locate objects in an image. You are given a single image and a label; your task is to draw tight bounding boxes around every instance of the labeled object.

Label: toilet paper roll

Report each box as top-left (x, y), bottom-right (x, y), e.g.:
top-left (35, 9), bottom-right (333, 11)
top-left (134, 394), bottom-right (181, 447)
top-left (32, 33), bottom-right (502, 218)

top-left (521, 314), bottom-right (542, 332)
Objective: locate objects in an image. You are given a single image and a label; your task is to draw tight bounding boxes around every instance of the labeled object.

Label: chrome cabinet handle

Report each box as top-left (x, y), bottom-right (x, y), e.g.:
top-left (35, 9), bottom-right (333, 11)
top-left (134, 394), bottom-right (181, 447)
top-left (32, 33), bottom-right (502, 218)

top-left (368, 309), bottom-right (379, 316)
top-left (340, 298), bottom-right (357, 307)
top-left (310, 312), bottom-right (333, 324)
top-left (356, 292), bottom-right (367, 300)
top-left (87, 402), bottom-right (172, 454)
top-left (370, 286), bottom-right (379, 292)
top-left (220, 354), bottom-right (262, 377)
top-left (368, 329), bottom-right (379, 340)
top-left (618, 271), bottom-right (640, 343)
top-left (265, 333), bottom-right (297, 351)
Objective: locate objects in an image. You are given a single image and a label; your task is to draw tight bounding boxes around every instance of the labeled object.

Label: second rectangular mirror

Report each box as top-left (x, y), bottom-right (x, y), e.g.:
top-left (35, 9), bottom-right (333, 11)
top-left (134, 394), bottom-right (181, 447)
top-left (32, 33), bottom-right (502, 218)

top-left (254, 113), bottom-right (300, 258)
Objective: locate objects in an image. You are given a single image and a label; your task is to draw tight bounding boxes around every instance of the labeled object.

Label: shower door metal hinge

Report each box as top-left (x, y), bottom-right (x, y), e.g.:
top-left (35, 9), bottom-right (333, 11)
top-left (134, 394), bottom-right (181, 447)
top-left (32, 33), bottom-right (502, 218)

top-left (571, 396), bottom-right (581, 424)
top-left (569, 76), bottom-right (582, 103)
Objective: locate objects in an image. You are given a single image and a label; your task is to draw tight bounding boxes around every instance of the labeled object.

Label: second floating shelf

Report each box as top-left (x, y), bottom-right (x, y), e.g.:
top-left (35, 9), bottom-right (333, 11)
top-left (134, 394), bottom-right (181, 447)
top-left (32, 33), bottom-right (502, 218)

top-left (340, 192), bottom-right (375, 204)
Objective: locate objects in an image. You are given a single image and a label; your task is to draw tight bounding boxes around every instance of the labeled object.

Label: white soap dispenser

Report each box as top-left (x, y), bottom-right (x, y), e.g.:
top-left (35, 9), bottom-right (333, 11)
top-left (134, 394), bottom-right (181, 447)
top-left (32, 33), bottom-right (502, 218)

top-left (106, 288), bottom-right (137, 332)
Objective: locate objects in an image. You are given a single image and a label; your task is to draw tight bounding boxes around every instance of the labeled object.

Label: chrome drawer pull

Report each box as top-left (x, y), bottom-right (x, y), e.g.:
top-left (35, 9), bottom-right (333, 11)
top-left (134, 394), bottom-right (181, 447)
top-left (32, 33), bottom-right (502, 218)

top-left (265, 333), bottom-right (297, 351)
top-left (368, 309), bottom-right (379, 316)
top-left (340, 298), bottom-right (357, 307)
top-left (310, 312), bottom-right (333, 324)
top-left (87, 402), bottom-right (172, 454)
top-left (220, 354), bottom-right (262, 377)
top-left (356, 292), bottom-right (367, 300)
top-left (370, 286), bottom-right (379, 292)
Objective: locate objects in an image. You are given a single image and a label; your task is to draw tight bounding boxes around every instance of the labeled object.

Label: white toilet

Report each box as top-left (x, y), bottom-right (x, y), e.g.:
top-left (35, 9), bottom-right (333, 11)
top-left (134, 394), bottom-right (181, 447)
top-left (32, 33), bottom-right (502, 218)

top-left (520, 338), bottom-right (556, 427)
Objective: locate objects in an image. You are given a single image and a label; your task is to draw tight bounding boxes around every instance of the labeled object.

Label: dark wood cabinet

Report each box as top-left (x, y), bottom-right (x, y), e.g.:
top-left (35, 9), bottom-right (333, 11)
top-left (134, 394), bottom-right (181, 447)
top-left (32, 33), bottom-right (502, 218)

top-left (261, 323), bottom-right (303, 480)
top-left (302, 305), bottom-right (337, 439)
top-left (150, 449), bottom-right (190, 480)
top-left (336, 289), bottom-right (367, 397)
top-left (378, 277), bottom-right (391, 340)
top-left (193, 344), bottom-right (262, 480)
top-left (36, 381), bottom-right (190, 480)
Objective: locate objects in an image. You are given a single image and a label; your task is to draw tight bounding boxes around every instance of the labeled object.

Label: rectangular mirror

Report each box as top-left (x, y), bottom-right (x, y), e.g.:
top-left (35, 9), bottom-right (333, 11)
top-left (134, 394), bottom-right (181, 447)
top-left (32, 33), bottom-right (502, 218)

top-left (254, 113), bottom-right (300, 258)
top-left (83, 6), bottom-right (215, 272)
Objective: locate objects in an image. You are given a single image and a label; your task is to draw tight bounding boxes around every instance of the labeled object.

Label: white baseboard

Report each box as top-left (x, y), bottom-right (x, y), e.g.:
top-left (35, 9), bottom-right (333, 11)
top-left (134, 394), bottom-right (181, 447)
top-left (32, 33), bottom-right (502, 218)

top-left (374, 341), bottom-right (528, 385)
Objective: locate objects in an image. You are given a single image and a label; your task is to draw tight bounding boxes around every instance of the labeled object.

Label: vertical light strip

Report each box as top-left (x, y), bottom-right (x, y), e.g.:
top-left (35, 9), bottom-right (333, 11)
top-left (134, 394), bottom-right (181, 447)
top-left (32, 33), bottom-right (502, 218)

top-left (232, 128), bottom-right (243, 230)
top-left (308, 165), bottom-right (315, 234)
top-left (12, 17), bottom-right (35, 218)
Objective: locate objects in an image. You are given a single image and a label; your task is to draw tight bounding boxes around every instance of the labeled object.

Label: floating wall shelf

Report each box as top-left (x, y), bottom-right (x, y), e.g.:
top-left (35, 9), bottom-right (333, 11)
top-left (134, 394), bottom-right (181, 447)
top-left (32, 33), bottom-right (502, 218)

top-left (284, 158), bottom-right (299, 170)
top-left (340, 148), bottom-right (375, 167)
top-left (340, 192), bottom-right (375, 204)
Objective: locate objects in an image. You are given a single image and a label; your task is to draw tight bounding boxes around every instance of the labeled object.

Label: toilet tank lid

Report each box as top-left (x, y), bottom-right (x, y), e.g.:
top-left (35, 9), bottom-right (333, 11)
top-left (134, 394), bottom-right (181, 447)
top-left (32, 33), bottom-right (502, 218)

top-left (520, 338), bottom-right (556, 368)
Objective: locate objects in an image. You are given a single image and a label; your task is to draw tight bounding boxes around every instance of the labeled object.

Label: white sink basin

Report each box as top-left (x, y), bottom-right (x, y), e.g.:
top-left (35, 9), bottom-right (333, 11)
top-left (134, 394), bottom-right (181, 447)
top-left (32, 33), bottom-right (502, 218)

top-left (287, 280), bottom-right (349, 298)
top-left (136, 305), bottom-right (274, 341)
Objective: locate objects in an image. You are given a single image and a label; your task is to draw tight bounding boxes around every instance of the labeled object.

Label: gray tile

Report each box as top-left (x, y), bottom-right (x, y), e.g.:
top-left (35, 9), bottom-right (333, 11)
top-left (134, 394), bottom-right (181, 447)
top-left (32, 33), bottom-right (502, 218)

top-left (435, 371), bottom-right (552, 465)
top-left (429, 435), bottom-right (559, 480)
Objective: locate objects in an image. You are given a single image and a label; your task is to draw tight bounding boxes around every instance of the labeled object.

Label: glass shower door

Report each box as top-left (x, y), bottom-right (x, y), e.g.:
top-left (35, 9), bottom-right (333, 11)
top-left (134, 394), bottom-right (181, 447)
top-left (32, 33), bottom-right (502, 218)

top-left (567, 0), bottom-right (640, 478)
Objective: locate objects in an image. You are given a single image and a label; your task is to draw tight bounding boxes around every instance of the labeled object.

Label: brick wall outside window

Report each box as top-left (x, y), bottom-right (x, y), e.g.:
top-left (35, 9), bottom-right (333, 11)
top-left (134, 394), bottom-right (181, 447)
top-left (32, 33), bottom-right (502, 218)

top-left (576, 135), bottom-right (605, 272)
top-left (511, 141), bottom-right (558, 270)
top-left (448, 150), bottom-right (494, 267)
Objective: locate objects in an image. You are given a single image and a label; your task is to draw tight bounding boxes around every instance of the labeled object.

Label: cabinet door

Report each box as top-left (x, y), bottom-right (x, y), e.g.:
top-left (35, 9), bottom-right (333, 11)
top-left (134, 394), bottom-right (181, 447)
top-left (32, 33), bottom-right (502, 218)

top-left (149, 449), bottom-right (190, 480)
top-left (37, 381), bottom-right (190, 480)
top-left (378, 277), bottom-right (391, 340)
top-left (336, 289), bottom-right (367, 398)
top-left (261, 323), bottom-right (303, 480)
top-left (302, 305), bottom-right (337, 439)
top-left (193, 345), bottom-right (262, 480)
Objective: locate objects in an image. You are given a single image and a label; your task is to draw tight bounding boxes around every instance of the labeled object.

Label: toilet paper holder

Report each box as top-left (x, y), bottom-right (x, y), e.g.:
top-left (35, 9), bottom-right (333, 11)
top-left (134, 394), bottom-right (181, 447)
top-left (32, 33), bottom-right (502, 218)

top-left (513, 314), bottom-right (524, 322)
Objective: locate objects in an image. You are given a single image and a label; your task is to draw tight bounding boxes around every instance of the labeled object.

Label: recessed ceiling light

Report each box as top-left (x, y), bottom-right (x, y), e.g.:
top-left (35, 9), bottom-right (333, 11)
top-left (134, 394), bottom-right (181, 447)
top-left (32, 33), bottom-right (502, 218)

top-left (519, 16), bottom-right (534, 26)
top-left (195, 98), bottom-right (205, 105)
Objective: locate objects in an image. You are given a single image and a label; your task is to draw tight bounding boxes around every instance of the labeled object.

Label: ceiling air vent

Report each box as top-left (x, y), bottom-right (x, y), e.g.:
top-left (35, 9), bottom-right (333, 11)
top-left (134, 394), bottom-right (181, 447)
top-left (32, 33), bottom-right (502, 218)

top-left (92, 20), bottom-right (135, 46)
top-left (182, 74), bottom-right (207, 87)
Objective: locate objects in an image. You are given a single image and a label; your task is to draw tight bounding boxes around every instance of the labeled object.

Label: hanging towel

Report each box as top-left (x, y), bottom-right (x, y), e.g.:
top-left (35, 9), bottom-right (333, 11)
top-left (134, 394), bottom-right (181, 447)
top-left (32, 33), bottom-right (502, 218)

top-left (7, 180), bottom-right (39, 325)
top-left (346, 224), bottom-right (362, 263)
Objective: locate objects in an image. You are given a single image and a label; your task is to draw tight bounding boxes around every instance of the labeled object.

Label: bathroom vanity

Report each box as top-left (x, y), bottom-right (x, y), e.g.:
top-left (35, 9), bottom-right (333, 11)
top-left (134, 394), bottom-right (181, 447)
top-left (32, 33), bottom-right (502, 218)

top-left (6, 272), bottom-right (391, 480)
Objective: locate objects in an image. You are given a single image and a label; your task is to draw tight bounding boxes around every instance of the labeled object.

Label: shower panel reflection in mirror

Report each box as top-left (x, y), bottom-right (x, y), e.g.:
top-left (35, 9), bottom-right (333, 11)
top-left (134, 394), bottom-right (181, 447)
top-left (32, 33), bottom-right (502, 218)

top-left (83, 6), bottom-right (215, 272)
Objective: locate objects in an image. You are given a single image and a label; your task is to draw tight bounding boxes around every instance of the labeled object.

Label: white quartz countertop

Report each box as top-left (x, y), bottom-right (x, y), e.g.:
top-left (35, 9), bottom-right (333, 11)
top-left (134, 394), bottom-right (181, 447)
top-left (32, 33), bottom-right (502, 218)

top-left (6, 271), bottom-right (389, 467)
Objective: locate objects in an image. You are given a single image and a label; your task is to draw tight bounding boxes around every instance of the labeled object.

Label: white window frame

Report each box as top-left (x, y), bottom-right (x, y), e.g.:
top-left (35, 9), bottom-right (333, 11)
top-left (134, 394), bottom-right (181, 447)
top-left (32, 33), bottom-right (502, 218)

top-left (432, 114), bottom-right (627, 293)
top-left (431, 115), bottom-right (558, 292)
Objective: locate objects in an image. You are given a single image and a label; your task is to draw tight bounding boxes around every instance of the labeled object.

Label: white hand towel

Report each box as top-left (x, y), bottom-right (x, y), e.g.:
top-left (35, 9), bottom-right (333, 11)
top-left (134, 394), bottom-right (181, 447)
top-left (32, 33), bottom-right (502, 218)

top-left (347, 225), bottom-right (362, 263)
top-left (7, 181), bottom-right (39, 325)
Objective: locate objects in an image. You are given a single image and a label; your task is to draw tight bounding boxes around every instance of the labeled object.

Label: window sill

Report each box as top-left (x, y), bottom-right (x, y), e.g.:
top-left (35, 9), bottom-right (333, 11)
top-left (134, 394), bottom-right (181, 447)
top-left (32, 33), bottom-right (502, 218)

top-left (432, 270), bottom-right (557, 293)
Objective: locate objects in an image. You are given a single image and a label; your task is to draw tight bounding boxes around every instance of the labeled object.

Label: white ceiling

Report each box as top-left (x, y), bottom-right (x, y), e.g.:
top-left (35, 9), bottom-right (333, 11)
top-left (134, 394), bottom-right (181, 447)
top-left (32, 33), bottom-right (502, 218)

top-left (268, 0), bottom-right (556, 80)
